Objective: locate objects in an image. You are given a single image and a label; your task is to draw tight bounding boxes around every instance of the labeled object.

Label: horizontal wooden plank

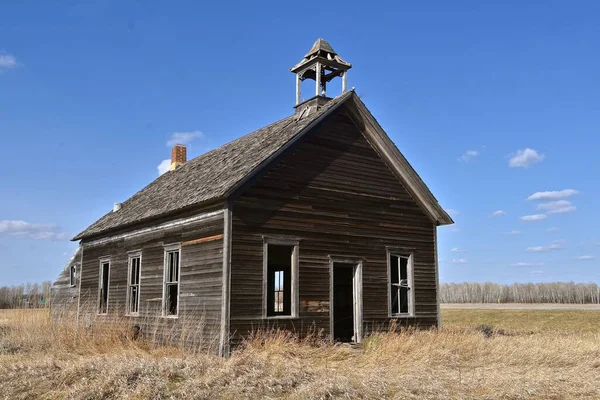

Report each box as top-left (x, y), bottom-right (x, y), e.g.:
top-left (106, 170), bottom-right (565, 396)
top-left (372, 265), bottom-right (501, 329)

top-left (182, 234), bottom-right (224, 246)
top-left (72, 209), bottom-right (225, 347)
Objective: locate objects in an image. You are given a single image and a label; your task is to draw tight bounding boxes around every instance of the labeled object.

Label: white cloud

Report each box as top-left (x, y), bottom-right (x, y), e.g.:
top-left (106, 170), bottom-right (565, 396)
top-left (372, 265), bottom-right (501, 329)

top-left (0, 220), bottom-right (68, 241)
top-left (537, 200), bottom-right (577, 214)
top-left (530, 270), bottom-right (544, 275)
top-left (505, 230), bottom-right (521, 235)
top-left (459, 150), bottom-right (479, 162)
top-left (445, 209), bottom-right (460, 216)
top-left (520, 214), bottom-right (548, 222)
top-left (157, 159), bottom-right (171, 176)
top-left (508, 148), bottom-right (545, 167)
top-left (527, 189), bottom-right (579, 201)
top-left (576, 255), bottom-right (594, 261)
top-left (450, 247), bottom-right (462, 252)
top-left (166, 130), bottom-right (203, 146)
top-left (513, 262), bottom-right (545, 267)
top-left (0, 54), bottom-right (17, 71)
top-left (526, 240), bottom-right (565, 252)
top-left (526, 246), bottom-right (547, 252)
top-left (450, 258), bottom-right (468, 264)
top-left (537, 200), bottom-right (570, 210)
top-left (548, 206), bottom-right (577, 214)
top-left (29, 231), bottom-right (69, 240)
top-left (546, 227), bottom-right (560, 232)
top-left (491, 210), bottom-right (506, 217)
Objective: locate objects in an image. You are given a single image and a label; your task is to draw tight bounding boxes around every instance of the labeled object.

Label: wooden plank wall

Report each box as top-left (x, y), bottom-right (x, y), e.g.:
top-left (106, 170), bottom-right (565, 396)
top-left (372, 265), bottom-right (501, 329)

top-left (78, 209), bottom-right (225, 350)
top-left (50, 247), bottom-right (81, 321)
top-left (230, 108), bottom-right (437, 341)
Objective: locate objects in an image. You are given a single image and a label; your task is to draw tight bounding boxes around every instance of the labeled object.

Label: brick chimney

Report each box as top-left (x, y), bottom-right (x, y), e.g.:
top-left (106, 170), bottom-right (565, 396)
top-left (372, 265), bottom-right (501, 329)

top-left (170, 144), bottom-right (187, 171)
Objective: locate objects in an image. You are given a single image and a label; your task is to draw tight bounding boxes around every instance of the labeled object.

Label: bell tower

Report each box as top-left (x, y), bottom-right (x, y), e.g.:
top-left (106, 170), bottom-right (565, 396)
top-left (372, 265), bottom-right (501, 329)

top-left (290, 38), bottom-right (352, 106)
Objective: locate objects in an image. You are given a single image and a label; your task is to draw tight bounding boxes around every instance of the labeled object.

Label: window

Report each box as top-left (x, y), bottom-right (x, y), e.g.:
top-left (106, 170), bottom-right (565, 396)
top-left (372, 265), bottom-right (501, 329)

top-left (70, 264), bottom-right (77, 287)
top-left (264, 240), bottom-right (298, 318)
top-left (163, 246), bottom-right (180, 316)
top-left (389, 254), bottom-right (414, 316)
top-left (98, 259), bottom-right (110, 314)
top-left (127, 253), bottom-right (141, 315)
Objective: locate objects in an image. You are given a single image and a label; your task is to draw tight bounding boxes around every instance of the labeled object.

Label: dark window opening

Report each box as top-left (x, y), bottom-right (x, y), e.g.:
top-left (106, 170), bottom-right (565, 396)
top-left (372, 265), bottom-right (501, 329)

top-left (267, 244), bottom-right (293, 316)
top-left (166, 284), bottom-right (178, 315)
top-left (164, 250), bottom-right (180, 316)
top-left (99, 261), bottom-right (110, 314)
top-left (128, 256), bottom-right (141, 314)
top-left (390, 254), bottom-right (411, 315)
top-left (70, 265), bottom-right (76, 287)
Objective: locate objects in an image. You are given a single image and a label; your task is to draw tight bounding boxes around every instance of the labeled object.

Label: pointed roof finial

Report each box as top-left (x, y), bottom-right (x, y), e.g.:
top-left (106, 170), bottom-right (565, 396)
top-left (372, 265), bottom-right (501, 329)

top-left (305, 38), bottom-right (337, 57)
top-left (291, 38), bottom-right (351, 74)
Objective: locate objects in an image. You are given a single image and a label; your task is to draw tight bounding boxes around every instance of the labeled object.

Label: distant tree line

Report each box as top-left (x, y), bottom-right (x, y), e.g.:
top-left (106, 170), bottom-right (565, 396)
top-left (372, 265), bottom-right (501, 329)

top-left (441, 282), bottom-right (600, 304)
top-left (3, 281), bottom-right (600, 307)
top-left (0, 281), bottom-right (52, 309)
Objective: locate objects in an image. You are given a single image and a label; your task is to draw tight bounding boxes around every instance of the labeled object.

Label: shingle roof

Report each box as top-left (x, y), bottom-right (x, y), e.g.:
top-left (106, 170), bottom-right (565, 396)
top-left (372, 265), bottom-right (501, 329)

top-left (73, 92), bottom-right (353, 241)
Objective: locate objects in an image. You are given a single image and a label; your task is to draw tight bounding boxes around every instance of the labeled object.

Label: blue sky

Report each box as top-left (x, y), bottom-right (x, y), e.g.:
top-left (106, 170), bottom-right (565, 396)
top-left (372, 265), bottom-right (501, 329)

top-left (1, 1), bottom-right (599, 285)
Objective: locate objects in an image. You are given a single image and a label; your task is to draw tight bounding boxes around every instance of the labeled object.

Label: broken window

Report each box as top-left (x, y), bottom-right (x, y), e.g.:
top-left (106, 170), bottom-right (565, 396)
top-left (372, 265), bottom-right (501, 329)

top-left (98, 260), bottom-right (110, 314)
top-left (390, 254), bottom-right (413, 315)
top-left (266, 244), bottom-right (294, 317)
top-left (163, 248), bottom-right (180, 316)
top-left (127, 254), bottom-right (141, 315)
top-left (70, 264), bottom-right (76, 287)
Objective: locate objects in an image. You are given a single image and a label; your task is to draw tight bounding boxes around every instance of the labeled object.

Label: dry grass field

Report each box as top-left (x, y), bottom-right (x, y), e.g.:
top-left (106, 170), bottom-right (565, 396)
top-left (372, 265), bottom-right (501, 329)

top-left (1, 308), bottom-right (599, 399)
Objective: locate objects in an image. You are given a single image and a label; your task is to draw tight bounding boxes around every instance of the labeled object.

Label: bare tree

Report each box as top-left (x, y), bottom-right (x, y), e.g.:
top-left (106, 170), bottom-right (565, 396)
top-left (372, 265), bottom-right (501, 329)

top-left (441, 282), bottom-right (600, 304)
top-left (0, 281), bottom-right (54, 309)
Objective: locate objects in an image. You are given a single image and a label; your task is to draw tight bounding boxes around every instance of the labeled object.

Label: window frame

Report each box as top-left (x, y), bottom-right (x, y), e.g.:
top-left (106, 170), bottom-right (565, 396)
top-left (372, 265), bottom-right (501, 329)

top-left (262, 237), bottom-right (299, 319)
top-left (126, 251), bottom-right (142, 316)
top-left (387, 251), bottom-right (415, 317)
top-left (69, 264), bottom-right (77, 287)
top-left (162, 244), bottom-right (181, 318)
top-left (97, 258), bottom-right (111, 315)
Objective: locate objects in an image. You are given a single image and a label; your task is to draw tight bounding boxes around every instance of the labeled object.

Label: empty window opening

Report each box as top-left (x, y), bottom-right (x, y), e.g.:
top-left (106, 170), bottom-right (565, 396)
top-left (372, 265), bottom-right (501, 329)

top-left (70, 265), bottom-right (76, 287)
top-left (127, 254), bottom-right (141, 315)
top-left (163, 249), bottom-right (180, 316)
top-left (267, 244), bottom-right (293, 316)
top-left (98, 260), bottom-right (110, 314)
top-left (390, 254), bottom-right (413, 315)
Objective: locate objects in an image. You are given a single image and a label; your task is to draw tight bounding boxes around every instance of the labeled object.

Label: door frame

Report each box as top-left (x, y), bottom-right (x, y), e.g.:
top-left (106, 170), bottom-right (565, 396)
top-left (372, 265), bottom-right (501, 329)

top-left (329, 257), bottom-right (363, 343)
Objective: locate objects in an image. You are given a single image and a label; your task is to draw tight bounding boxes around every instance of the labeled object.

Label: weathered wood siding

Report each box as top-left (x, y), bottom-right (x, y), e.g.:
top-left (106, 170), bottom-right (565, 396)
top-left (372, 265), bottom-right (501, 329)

top-left (50, 247), bottom-right (82, 320)
top-left (230, 107), bottom-right (438, 339)
top-left (78, 208), bottom-right (225, 350)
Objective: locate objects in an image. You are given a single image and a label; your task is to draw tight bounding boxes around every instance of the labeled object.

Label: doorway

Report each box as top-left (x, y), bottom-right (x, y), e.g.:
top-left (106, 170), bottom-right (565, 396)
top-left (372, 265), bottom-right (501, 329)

top-left (331, 261), bottom-right (363, 343)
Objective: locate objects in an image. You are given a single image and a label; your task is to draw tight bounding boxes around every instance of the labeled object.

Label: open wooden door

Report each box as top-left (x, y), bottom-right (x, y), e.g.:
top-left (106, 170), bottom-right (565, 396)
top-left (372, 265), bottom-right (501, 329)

top-left (331, 260), bottom-right (363, 343)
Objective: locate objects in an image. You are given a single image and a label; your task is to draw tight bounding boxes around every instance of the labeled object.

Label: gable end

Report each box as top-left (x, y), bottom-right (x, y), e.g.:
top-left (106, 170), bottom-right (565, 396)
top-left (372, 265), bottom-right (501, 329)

top-left (343, 96), bottom-right (453, 226)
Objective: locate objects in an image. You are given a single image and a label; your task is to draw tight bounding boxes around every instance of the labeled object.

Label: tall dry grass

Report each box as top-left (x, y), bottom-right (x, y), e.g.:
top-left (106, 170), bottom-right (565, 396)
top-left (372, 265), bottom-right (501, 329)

top-left (1, 308), bottom-right (599, 399)
top-left (0, 308), bottom-right (140, 356)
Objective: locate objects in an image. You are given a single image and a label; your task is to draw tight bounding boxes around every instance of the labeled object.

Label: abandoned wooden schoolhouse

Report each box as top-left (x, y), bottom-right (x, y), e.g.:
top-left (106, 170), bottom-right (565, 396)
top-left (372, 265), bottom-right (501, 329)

top-left (52, 39), bottom-right (453, 355)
